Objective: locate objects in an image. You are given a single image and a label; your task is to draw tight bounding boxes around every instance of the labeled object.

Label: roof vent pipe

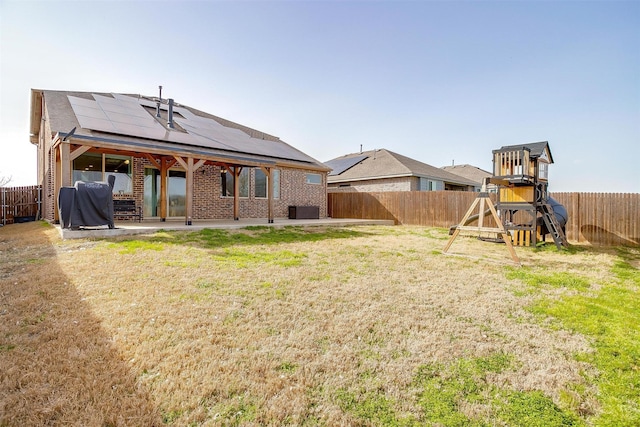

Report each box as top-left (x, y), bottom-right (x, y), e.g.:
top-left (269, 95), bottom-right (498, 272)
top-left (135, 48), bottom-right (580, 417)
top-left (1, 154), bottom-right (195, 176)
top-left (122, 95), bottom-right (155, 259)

top-left (167, 98), bottom-right (174, 129)
top-left (156, 85), bottom-right (163, 118)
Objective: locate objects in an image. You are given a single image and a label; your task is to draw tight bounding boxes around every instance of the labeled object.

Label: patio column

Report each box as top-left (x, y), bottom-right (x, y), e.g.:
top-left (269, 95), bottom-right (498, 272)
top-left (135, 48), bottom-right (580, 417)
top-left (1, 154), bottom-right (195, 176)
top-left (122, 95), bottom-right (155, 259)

top-left (232, 166), bottom-right (242, 220)
top-left (174, 156), bottom-right (205, 225)
top-left (59, 142), bottom-right (71, 187)
top-left (160, 158), bottom-right (170, 221)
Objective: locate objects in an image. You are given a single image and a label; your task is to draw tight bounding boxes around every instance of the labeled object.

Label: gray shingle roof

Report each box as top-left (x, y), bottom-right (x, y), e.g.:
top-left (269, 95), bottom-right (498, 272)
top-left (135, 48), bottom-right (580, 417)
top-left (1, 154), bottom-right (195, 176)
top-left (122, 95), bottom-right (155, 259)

top-left (441, 164), bottom-right (492, 185)
top-left (325, 149), bottom-right (478, 187)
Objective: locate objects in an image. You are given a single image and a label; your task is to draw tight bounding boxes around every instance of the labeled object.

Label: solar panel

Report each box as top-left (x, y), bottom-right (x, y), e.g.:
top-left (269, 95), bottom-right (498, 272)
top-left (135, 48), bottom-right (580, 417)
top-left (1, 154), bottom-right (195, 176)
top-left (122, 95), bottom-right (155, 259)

top-left (68, 94), bottom-right (320, 164)
top-left (326, 155), bottom-right (368, 175)
top-left (69, 95), bottom-right (167, 140)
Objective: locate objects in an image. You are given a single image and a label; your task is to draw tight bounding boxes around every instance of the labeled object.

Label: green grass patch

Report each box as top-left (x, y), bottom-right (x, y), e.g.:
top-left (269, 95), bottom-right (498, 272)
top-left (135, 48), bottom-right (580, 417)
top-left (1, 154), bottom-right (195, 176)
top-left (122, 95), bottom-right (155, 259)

top-left (211, 248), bottom-right (306, 268)
top-left (506, 267), bottom-right (591, 293)
top-left (336, 352), bottom-right (578, 426)
top-left (0, 344), bottom-right (16, 352)
top-left (413, 353), bottom-right (580, 427)
top-left (277, 361), bottom-right (297, 374)
top-left (510, 250), bottom-right (640, 426)
top-left (108, 240), bottom-right (165, 254)
top-left (199, 392), bottom-right (258, 426)
top-left (178, 226), bottom-right (366, 248)
top-left (496, 390), bottom-right (581, 427)
top-left (335, 388), bottom-right (415, 427)
top-left (105, 226), bottom-right (368, 257)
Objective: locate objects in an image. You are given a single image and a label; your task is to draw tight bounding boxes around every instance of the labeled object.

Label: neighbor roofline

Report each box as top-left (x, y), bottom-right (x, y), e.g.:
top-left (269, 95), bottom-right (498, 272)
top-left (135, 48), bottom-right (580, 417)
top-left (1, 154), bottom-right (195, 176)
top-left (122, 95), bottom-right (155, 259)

top-left (328, 172), bottom-right (477, 186)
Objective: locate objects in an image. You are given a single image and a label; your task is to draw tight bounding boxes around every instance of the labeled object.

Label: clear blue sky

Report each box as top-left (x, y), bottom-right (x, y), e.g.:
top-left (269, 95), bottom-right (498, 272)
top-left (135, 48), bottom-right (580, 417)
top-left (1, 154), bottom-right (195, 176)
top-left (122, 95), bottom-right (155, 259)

top-left (1, 0), bottom-right (638, 192)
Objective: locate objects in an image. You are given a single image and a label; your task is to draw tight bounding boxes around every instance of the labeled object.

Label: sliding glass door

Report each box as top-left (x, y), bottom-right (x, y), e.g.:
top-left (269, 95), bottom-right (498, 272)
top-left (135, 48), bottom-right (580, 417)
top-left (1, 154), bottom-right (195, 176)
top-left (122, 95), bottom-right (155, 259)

top-left (144, 168), bottom-right (186, 218)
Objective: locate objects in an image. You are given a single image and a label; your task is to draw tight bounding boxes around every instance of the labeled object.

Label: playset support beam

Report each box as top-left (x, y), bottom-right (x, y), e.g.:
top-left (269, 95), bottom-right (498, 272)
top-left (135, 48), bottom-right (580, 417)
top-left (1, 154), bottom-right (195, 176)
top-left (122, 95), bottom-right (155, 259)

top-left (443, 188), bottom-right (520, 265)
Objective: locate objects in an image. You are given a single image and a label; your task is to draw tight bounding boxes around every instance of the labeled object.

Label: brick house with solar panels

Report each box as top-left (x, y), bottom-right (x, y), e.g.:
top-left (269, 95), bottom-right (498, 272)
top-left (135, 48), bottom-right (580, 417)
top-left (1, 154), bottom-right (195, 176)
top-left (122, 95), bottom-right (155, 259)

top-left (325, 149), bottom-right (479, 192)
top-left (29, 89), bottom-right (330, 224)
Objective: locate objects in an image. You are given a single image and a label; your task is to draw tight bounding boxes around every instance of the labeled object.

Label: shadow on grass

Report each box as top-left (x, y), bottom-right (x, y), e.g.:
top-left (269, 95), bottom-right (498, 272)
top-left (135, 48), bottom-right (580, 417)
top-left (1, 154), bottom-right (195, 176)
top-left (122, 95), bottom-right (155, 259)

top-left (0, 222), bottom-right (161, 425)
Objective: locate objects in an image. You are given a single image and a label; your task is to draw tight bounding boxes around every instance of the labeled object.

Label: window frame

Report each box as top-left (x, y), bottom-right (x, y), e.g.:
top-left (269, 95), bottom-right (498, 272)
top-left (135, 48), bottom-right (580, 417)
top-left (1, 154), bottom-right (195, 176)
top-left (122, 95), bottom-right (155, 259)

top-left (305, 173), bottom-right (322, 185)
top-left (221, 168), bottom-right (249, 198)
top-left (72, 152), bottom-right (133, 195)
top-left (254, 168), bottom-right (268, 199)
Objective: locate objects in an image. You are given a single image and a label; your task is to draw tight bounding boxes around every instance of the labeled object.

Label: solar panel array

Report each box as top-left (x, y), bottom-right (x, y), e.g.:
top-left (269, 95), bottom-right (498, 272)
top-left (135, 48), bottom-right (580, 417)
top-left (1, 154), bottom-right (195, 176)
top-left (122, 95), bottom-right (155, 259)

top-left (68, 94), bottom-right (316, 164)
top-left (326, 155), bottom-right (368, 176)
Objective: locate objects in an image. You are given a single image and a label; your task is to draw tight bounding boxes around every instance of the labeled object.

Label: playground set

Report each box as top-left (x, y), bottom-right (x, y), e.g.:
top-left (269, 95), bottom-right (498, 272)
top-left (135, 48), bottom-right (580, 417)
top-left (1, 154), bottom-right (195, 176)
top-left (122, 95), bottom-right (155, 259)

top-left (444, 141), bottom-right (568, 263)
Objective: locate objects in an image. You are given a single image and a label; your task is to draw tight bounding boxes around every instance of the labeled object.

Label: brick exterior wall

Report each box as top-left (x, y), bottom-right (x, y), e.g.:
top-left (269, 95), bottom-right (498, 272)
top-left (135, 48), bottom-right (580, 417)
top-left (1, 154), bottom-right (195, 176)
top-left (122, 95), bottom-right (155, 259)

top-left (41, 103), bottom-right (57, 222)
top-left (328, 176), bottom-right (414, 192)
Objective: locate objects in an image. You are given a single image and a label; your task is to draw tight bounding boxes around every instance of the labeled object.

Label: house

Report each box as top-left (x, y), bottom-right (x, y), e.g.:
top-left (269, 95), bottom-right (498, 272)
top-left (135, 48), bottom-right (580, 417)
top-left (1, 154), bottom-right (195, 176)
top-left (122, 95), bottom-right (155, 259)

top-left (29, 89), bottom-right (330, 224)
top-left (325, 149), bottom-right (478, 192)
top-left (441, 164), bottom-right (496, 192)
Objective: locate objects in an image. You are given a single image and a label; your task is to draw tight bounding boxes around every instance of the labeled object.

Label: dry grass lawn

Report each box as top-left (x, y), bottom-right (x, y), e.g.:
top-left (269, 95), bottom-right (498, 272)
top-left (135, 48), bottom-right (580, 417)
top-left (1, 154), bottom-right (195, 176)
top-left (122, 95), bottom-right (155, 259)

top-left (0, 221), bottom-right (635, 426)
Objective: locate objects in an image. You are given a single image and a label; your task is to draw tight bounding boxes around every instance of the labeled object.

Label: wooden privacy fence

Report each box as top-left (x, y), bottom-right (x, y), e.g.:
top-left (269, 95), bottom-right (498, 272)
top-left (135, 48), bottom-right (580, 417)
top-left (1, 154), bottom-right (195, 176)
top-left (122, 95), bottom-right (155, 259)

top-left (1, 186), bottom-right (42, 225)
top-left (551, 192), bottom-right (639, 246)
top-left (328, 191), bottom-right (639, 247)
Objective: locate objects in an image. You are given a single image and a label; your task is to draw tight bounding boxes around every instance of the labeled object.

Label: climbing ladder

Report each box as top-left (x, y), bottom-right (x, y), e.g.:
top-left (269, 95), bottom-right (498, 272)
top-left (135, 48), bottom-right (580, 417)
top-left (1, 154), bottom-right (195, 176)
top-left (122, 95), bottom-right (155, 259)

top-left (540, 202), bottom-right (568, 249)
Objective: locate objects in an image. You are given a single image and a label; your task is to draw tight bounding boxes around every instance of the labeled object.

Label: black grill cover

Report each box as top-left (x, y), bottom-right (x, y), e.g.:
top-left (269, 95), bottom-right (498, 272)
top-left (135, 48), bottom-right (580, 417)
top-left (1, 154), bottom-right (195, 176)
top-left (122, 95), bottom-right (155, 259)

top-left (58, 176), bottom-right (115, 229)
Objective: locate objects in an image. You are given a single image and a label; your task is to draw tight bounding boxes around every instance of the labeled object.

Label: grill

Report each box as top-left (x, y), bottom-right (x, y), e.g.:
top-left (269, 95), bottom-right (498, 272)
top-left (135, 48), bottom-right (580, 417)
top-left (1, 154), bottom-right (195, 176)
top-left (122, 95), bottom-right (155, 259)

top-left (58, 176), bottom-right (115, 229)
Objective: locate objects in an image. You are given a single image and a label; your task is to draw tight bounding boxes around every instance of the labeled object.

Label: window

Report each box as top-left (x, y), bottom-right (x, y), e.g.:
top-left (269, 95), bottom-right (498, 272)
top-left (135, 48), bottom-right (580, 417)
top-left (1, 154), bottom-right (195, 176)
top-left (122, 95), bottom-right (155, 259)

top-left (306, 173), bottom-right (322, 185)
top-left (105, 154), bottom-right (133, 194)
top-left (221, 168), bottom-right (249, 197)
top-left (73, 152), bottom-right (132, 194)
top-left (419, 178), bottom-right (438, 191)
top-left (538, 162), bottom-right (549, 180)
top-left (221, 170), bottom-right (232, 197)
top-left (254, 169), bottom-right (280, 199)
top-left (255, 169), bottom-right (267, 198)
top-left (73, 153), bottom-right (102, 183)
top-left (272, 169), bottom-right (280, 199)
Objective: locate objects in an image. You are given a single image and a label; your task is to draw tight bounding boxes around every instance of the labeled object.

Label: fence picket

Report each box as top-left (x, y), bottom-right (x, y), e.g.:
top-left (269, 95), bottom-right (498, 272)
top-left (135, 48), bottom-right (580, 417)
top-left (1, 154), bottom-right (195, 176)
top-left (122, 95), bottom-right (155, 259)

top-left (1, 186), bottom-right (41, 225)
top-left (328, 191), bottom-right (639, 247)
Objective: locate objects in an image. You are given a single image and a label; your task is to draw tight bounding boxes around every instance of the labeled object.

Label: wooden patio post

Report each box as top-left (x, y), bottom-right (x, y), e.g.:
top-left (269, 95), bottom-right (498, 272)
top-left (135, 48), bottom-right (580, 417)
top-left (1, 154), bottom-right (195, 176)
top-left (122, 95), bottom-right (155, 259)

top-left (261, 166), bottom-right (273, 224)
top-left (160, 158), bottom-right (169, 221)
top-left (233, 166), bottom-right (242, 221)
top-left (173, 156), bottom-right (205, 225)
top-left (59, 142), bottom-right (71, 187)
top-left (185, 157), bottom-right (194, 225)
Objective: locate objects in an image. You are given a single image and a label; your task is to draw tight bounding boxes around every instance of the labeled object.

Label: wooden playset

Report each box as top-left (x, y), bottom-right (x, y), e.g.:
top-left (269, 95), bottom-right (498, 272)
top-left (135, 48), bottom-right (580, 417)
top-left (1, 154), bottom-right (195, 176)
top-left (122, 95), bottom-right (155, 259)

top-left (444, 141), bottom-right (568, 263)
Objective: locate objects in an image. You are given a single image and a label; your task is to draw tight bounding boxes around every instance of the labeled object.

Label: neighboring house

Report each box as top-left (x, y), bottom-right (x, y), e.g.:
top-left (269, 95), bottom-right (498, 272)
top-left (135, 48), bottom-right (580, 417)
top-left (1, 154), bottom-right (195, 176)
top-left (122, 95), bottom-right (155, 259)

top-left (325, 149), bottom-right (478, 192)
top-left (441, 164), bottom-right (496, 192)
top-left (29, 89), bottom-right (330, 224)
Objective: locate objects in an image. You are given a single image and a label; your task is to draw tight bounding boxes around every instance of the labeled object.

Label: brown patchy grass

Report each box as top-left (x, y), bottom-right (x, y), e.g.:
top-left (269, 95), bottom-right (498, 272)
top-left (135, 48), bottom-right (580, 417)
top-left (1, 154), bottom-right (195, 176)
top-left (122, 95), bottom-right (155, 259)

top-left (0, 221), bottom-right (625, 425)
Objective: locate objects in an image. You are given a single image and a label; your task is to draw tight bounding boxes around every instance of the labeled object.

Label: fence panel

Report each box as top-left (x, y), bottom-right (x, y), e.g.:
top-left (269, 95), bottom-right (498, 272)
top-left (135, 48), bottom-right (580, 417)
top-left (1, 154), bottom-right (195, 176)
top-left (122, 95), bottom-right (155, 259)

top-left (328, 191), bottom-right (639, 246)
top-left (1, 186), bottom-right (41, 225)
top-left (552, 192), bottom-right (639, 246)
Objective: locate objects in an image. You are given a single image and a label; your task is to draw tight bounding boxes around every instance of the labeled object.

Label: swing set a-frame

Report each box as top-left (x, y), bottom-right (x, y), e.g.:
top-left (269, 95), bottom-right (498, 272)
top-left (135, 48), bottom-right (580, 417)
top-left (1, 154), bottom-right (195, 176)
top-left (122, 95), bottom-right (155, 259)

top-left (443, 178), bottom-right (520, 264)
